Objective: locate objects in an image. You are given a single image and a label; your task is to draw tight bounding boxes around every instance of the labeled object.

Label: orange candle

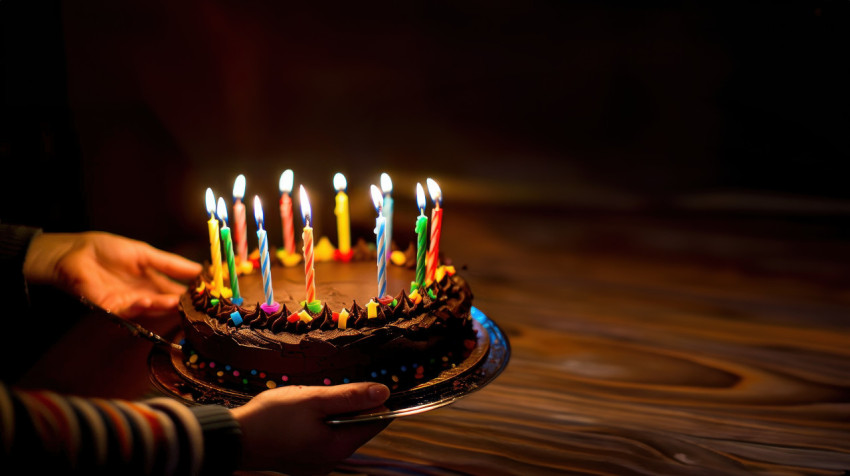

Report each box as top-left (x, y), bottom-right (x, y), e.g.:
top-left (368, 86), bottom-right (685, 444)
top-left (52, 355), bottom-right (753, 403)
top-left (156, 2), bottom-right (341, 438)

top-left (425, 178), bottom-right (442, 285)
top-left (300, 185), bottom-right (316, 304)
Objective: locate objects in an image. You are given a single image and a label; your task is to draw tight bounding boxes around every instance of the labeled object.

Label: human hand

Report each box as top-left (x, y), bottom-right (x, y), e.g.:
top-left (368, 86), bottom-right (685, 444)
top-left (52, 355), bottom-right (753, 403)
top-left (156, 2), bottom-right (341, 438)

top-left (23, 231), bottom-right (202, 318)
top-left (231, 383), bottom-right (392, 475)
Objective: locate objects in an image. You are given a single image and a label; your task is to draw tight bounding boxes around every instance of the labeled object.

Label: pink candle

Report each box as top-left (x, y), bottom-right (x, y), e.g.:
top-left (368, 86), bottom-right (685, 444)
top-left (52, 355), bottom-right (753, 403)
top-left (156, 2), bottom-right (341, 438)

top-left (425, 178), bottom-right (443, 284)
top-left (279, 169), bottom-right (295, 254)
top-left (300, 185), bottom-right (316, 303)
top-left (232, 174), bottom-right (248, 262)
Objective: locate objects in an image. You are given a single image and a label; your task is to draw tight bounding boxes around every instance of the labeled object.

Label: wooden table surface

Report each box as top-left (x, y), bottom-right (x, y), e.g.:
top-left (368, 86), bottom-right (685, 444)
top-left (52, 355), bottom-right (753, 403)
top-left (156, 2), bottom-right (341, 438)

top-left (17, 203), bottom-right (850, 475)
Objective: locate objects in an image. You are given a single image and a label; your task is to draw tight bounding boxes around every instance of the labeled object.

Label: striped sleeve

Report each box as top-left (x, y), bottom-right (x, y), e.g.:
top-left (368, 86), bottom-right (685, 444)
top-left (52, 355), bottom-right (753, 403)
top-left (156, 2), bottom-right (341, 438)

top-left (0, 383), bottom-right (242, 475)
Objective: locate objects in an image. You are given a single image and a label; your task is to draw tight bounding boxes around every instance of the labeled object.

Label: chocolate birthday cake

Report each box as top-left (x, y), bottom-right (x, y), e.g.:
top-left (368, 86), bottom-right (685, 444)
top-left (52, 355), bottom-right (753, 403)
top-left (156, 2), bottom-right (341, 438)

top-left (178, 255), bottom-right (476, 394)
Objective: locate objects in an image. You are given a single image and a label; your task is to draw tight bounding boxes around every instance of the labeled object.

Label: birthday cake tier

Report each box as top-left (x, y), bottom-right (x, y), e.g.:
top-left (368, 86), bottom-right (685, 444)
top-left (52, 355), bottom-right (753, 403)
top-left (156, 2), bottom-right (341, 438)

top-left (178, 260), bottom-right (476, 393)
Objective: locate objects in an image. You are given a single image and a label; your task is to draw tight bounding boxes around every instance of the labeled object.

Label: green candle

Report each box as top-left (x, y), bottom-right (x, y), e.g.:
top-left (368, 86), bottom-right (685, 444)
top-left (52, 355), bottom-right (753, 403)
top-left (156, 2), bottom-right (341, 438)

top-left (217, 197), bottom-right (242, 305)
top-left (413, 183), bottom-right (428, 291)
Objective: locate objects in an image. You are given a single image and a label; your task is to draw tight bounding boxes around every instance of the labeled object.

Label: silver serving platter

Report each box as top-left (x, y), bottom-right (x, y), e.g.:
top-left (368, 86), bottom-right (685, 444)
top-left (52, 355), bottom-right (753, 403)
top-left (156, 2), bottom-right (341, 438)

top-left (149, 307), bottom-right (510, 423)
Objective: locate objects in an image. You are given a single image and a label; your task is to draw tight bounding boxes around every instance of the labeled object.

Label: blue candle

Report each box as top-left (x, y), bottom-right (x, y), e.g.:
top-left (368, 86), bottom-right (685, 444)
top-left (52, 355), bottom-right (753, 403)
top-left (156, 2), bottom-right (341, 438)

top-left (370, 185), bottom-right (387, 298)
top-left (253, 196), bottom-right (279, 313)
top-left (380, 173), bottom-right (393, 260)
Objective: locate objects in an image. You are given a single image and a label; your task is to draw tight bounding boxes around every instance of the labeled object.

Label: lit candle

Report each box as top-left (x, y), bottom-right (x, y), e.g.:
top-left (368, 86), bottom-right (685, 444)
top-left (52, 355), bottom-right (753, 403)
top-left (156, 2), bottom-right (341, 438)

top-left (300, 185), bottom-right (317, 304)
top-left (370, 184), bottom-right (387, 298)
top-left (425, 178), bottom-right (443, 285)
top-left (333, 173), bottom-right (352, 258)
top-left (380, 173), bottom-right (394, 260)
top-left (413, 182), bottom-right (428, 290)
top-left (205, 188), bottom-right (224, 296)
top-left (253, 196), bottom-right (279, 313)
top-left (217, 197), bottom-right (242, 305)
top-left (232, 174), bottom-right (248, 263)
top-left (279, 169), bottom-right (295, 255)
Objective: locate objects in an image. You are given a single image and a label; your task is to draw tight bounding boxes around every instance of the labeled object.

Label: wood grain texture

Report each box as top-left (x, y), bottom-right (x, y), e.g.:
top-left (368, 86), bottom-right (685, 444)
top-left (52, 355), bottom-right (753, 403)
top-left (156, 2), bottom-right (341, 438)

top-left (337, 207), bottom-right (850, 475)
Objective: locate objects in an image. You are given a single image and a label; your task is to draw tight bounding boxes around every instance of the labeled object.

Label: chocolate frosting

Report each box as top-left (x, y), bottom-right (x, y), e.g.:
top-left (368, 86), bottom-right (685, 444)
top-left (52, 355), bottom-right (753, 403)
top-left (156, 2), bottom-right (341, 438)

top-left (179, 260), bottom-right (474, 379)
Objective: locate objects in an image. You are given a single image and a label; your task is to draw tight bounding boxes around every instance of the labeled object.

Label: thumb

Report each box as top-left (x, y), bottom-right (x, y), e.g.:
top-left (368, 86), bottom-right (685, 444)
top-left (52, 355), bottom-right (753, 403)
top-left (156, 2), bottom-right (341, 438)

top-left (312, 382), bottom-right (390, 416)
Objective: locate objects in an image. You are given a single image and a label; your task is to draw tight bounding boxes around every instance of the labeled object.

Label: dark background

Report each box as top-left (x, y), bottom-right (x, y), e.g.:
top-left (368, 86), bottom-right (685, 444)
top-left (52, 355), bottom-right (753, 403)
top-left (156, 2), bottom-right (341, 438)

top-left (2, 1), bottom-right (848, 261)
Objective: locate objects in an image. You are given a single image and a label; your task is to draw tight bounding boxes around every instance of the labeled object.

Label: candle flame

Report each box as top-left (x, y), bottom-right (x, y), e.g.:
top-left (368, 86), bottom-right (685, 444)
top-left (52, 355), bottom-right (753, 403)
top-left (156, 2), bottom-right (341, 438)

top-left (370, 184), bottom-right (383, 213)
top-left (279, 169), bottom-right (294, 194)
top-left (253, 195), bottom-right (264, 229)
top-left (416, 182), bottom-right (426, 211)
top-left (380, 173), bottom-right (393, 194)
top-left (426, 178), bottom-right (442, 205)
top-left (333, 172), bottom-right (347, 192)
top-left (205, 188), bottom-right (216, 215)
top-left (216, 197), bottom-right (229, 224)
top-left (299, 185), bottom-right (312, 225)
top-left (233, 174), bottom-right (246, 200)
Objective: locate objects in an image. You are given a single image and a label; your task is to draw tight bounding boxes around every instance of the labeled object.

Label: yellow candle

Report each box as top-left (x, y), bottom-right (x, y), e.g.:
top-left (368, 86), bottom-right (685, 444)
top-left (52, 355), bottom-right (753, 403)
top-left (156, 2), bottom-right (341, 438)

top-left (205, 188), bottom-right (224, 295)
top-left (297, 310), bottom-right (313, 323)
top-left (333, 173), bottom-right (351, 254)
top-left (366, 299), bottom-right (379, 319)
top-left (338, 308), bottom-right (350, 329)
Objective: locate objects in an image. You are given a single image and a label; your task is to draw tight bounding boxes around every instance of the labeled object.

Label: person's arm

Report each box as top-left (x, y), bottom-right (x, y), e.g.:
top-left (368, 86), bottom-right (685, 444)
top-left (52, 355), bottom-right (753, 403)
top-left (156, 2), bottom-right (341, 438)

top-left (0, 381), bottom-right (238, 474)
top-left (0, 224), bottom-right (42, 313)
top-left (1, 382), bottom-right (390, 475)
top-left (22, 231), bottom-right (202, 318)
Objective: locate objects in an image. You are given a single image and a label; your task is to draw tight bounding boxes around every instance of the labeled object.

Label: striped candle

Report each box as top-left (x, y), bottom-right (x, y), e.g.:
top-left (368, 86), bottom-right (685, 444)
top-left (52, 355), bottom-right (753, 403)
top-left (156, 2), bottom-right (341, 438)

top-left (300, 185), bottom-right (316, 303)
top-left (232, 174), bottom-right (248, 262)
top-left (425, 178), bottom-right (442, 285)
top-left (380, 173), bottom-right (393, 260)
top-left (253, 196), bottom-right (274, 306)
top-left (371, 185), bottom-right (387, 298)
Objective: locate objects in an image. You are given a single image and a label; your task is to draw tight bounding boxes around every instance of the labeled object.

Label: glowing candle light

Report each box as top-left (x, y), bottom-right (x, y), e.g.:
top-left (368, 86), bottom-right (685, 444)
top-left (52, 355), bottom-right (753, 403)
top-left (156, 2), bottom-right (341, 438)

top-left (380, 173), bottom-right (394, 260)
top-left (413, 182), bottom-right (428, 291)
top-left (253, 196), bottom-right (279, 313)
top-left (425, 178), bottom-right (443, 285)
top-left (370, 184), bottom-right (387, 298)
top-left (232, 174), bottom-right (248, 263)
top-left (205, 188), bottom-right (224, 296)
top-left (333, 173), bottom-right (352, 259)
top-left (279, 169), bottom-right (295, 255)
top-left (300, 185), bottom-right (317, 305)
top-left (217, 197), bottom-right (242, 305)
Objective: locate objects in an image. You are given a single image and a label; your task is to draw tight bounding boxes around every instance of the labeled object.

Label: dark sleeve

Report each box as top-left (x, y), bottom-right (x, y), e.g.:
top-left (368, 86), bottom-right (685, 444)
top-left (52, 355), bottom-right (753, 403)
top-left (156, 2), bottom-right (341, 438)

top-left (0, 224), bottom-right (42, 312)
top-left (189, 405), bottom-right (243, 476)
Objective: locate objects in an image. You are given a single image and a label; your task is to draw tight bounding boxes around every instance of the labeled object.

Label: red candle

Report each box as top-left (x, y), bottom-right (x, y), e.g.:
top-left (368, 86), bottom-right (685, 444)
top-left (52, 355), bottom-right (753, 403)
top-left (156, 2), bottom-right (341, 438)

top-left (425, 178), bottom-right (443, 285)
top-left (279, 169), bottom-right (295, 254)
top-left (232, 174), bottom-right (248, 262)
